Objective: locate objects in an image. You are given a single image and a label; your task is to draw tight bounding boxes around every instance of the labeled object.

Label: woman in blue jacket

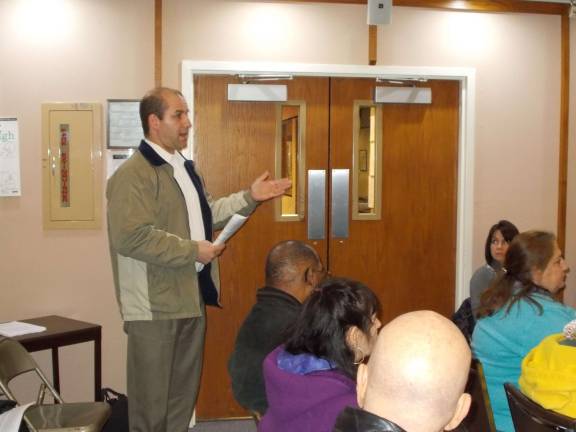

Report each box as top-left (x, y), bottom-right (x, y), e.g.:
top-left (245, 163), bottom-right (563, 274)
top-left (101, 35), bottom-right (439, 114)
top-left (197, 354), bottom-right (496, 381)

top-left (472, 230), bottom-right (576, 432)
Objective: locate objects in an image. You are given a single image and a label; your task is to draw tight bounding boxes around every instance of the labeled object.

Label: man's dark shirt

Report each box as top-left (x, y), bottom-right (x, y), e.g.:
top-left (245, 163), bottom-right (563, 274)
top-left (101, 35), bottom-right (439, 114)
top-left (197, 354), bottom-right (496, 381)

top-left (333, 407), bottom-right (407, 432)
top-left (228, 286), bottom-right (301, 414)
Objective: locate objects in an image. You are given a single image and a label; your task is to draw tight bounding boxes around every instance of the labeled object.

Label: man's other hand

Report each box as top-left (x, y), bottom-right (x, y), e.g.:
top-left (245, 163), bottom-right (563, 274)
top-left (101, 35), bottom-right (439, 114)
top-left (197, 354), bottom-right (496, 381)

top-left (250, 171), bottom-right (292, 202)
top-left (196, 240), bottom-right (225, 264)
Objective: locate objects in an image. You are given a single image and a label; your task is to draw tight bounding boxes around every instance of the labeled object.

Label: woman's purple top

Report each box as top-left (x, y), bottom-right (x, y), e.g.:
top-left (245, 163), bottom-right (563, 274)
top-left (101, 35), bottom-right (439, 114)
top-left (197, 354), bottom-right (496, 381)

top-left (258, 346), bottom-right (358, 432)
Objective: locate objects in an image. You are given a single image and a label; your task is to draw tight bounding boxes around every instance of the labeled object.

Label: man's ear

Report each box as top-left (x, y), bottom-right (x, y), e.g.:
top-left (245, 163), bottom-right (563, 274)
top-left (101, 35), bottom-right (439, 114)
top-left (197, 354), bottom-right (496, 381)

top-left (356, 363), bottom-right (368, 408)
top-left (444, 393), bottom-right (471, 431)
top-left (148, 113), bottom-right (160, 133)
top-left (303, 265), bottom-right (312, 285)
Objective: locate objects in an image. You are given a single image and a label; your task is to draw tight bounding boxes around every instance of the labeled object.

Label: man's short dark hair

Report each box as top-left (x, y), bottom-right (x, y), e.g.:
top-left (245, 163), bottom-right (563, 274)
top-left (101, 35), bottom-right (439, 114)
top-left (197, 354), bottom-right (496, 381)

top-left (265, 240), bottom-right (319, 286)
top-left (139, 87), bottom-right (184, 136)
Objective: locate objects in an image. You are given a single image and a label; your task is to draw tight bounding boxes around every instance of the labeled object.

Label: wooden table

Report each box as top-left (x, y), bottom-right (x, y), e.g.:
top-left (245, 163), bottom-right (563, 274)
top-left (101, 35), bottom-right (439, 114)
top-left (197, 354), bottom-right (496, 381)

top-left (14, 315), bottom-right (102, 401)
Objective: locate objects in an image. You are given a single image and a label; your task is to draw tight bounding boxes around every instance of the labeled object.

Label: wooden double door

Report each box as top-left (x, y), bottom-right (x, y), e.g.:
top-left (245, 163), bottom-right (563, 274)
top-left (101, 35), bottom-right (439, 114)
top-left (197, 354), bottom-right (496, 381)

top-left (192, 75), bottom-right (460, 419)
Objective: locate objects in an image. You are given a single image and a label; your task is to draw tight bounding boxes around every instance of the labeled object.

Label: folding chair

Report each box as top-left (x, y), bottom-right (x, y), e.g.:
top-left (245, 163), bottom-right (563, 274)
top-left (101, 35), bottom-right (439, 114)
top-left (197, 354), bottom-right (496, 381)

top-left (504, 383), bottom-right (576, 432)
top-left (455, 359), bottom-right (496, 432)
top-left (0, 336), bottom-right (110, 432)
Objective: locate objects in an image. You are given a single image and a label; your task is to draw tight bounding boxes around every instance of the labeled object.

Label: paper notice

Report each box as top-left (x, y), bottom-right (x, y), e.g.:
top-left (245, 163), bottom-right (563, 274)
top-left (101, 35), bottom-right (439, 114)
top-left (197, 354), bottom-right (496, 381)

top-left (213, 214), bottom-right (248, 246)
top-left (0, 403), bottom-right (33, 432)
top-left (0, 321), bottom-right (47, 337)
top-left (0, 118), bottom-right (21, 197)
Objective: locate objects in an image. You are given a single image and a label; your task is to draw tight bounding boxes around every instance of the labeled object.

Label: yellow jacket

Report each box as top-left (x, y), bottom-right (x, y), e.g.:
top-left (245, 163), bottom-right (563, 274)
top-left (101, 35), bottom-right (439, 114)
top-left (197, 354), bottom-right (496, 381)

top-left (519, 333), bottom-right (576, 418)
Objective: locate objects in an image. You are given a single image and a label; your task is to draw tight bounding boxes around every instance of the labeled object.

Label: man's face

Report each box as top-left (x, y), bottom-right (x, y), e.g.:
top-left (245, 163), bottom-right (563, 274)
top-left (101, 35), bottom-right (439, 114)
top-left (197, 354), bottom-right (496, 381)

top-left (151, 92), bottom-right (191, 153)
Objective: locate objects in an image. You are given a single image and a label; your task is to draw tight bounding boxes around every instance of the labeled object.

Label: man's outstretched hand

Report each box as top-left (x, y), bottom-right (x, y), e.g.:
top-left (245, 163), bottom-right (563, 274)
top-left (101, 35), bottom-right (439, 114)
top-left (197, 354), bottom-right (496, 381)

top-left (250, 171), bottom-right (292, 202)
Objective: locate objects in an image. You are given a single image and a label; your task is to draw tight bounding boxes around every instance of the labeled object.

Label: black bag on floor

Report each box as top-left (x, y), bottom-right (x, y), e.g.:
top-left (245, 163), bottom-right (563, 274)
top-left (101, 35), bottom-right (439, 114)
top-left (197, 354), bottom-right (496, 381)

top-left (101, 388), bottom-right (129, 432)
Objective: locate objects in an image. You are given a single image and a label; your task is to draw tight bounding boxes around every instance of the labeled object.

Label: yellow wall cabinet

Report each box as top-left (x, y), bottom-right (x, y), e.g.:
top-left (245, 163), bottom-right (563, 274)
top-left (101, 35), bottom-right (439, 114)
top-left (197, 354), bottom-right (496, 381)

top-left (42, 103), bottom-right (102, 229)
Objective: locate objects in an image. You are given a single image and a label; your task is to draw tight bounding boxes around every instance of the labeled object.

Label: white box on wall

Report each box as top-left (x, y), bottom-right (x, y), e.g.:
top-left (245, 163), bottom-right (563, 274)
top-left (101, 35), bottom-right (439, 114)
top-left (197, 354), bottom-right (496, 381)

top-left (367, 0), bottom-right (392, 25)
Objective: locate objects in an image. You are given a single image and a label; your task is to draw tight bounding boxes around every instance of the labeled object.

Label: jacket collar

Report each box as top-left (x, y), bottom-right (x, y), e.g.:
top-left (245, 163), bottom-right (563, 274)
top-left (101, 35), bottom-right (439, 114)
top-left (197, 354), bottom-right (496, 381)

top-left (139, 140), bottom-right (190, 168)
top-left (333, 407), bottom-right (407, 432)
top-left (257, 286), bottom-right (301, 305)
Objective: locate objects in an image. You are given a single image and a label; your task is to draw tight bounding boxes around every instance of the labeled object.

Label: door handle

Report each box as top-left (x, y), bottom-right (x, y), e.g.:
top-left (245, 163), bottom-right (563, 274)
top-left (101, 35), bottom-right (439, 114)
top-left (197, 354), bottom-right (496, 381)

top-left (307, 170), bottom-right (326, 240)
top-left (331, 169), bottom-right (349, 239)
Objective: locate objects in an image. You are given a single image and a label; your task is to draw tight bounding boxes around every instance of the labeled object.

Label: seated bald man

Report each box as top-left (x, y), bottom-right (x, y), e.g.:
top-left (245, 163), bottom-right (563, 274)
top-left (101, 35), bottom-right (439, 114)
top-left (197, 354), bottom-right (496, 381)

top-left (333, 311), bottom-right (472, 432)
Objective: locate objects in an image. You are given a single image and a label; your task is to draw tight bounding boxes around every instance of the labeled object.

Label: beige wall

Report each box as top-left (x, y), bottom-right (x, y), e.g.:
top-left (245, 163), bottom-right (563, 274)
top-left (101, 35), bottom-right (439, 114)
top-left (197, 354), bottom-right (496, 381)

top-left (0, 0), bottom-right (153, 400)
top-left (0, 0), bottom-right (574, 403)
top-left (565, 18), bottom-right (576, 307)
top-left (163, 1), bottom-right (369, 87)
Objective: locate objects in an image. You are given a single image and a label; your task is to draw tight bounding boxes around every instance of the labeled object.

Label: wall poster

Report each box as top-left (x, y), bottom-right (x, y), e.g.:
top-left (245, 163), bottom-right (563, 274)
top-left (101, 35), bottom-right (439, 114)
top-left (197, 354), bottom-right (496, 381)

top-left (0, 118), bottom-right (21, 197)
top-left (107, 99), bottom-right (141, 148)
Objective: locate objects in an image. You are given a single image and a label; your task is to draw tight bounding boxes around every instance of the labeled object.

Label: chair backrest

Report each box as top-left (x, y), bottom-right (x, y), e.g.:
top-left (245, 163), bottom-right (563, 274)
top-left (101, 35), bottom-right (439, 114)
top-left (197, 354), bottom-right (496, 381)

top-left (0, 336), bottom-right (62, 404)
top-left (452, 297), bottom-right (475, 344)
top-left (504, 383), bottom-right (576, 432)
top-left (456, 359), bottom-right (496, 432)
top-left (0, 337), bottom-right (110, 432)
top-left (0, 336), bottom-right (38, 381)
top-left (251, 410), bottom-right (261, 425)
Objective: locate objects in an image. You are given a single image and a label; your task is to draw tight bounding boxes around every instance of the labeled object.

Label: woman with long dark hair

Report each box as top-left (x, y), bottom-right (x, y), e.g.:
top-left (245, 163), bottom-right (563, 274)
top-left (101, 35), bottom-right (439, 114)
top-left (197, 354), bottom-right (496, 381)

top-left (469, 220), bottom-right (519, 316)
top-left (259, 277), bottom-right (381, 432)
top-left (472, 230), bottom-right (576, 432)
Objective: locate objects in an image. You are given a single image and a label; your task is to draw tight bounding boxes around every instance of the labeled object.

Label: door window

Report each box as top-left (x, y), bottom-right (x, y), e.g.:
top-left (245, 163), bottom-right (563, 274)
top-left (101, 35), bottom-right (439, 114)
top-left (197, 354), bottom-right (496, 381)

top-left (352, 101), bottom-right (382, 220)
top-left (276, 102), bottom-right (306, 220)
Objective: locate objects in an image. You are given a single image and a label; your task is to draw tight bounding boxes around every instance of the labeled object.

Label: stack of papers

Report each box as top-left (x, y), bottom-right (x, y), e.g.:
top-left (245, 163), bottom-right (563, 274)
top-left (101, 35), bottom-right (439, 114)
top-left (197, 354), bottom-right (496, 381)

top-left (0, 321), bottom-right (46, 337)
top-left (213, 214), bottom-right (248, 246)
top-left (0, 403), bottom-right (33, 432)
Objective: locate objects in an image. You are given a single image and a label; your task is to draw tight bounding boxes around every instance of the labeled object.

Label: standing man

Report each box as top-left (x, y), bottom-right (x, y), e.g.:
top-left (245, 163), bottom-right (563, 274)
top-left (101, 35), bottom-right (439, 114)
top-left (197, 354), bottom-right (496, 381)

top-left (228, 240), bottom-right (325, 417)
top-left (106, 87), bottom-right (290, 432)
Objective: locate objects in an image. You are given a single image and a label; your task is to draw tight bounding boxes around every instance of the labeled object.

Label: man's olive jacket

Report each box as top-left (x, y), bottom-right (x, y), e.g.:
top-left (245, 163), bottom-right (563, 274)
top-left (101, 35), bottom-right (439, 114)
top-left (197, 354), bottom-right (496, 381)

top-left (107, 141), bottom-right (257, 321)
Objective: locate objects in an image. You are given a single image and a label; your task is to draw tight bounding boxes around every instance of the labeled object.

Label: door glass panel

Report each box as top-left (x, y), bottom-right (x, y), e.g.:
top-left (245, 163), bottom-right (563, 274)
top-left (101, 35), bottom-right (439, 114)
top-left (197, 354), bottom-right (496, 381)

top-left (352, 101), bottom-right (381, 220)
top-left (276, 102), bottom-right (306, 220)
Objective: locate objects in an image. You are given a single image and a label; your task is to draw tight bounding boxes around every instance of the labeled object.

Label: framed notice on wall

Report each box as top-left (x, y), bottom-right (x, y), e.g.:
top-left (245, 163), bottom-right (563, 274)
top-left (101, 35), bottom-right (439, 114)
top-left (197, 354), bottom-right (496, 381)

top-left (107, 99), bottom-right (142, 148)
top-left (0, 118), bottom-right (21, 197)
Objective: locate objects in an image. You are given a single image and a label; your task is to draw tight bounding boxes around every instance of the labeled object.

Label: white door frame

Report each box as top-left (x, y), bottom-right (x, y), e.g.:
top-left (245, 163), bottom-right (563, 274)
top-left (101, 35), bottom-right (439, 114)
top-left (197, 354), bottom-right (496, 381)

top-left (181, 60), bottom-right (476, 310)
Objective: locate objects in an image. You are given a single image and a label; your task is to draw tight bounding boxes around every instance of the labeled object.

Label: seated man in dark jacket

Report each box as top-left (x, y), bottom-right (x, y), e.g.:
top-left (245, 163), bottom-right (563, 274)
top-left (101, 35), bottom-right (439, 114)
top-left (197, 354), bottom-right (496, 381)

top-left (228, 240), bottom-right (324, 416)
top-left (334, 311), bottom-right (471, 432)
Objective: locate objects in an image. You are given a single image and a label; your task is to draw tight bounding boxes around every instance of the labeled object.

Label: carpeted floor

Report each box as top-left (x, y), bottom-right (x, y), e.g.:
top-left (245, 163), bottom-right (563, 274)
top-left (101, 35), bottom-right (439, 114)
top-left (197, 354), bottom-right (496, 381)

top-left (190, 419), bottom-right (257, 432)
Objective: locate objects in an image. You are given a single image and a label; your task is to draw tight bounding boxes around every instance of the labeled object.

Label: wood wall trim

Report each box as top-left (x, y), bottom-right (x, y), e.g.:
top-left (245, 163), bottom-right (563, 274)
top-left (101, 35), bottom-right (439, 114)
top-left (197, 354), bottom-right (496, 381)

top-left (368, 25), bottom-right (377, 65)
top-left (286, 0), bottom-right (568, 15)
top-left (394, 0), bottom-right (567, 15)
top-left (557, 13), bottom-right (569, 252)
top-left (154, 0), bottom-right (162, 87)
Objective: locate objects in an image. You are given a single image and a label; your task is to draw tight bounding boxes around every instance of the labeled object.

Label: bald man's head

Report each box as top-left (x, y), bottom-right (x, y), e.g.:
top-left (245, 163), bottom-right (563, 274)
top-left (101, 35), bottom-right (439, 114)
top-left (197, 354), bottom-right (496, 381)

top-left (357, 311), bottom-right (471, 432)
